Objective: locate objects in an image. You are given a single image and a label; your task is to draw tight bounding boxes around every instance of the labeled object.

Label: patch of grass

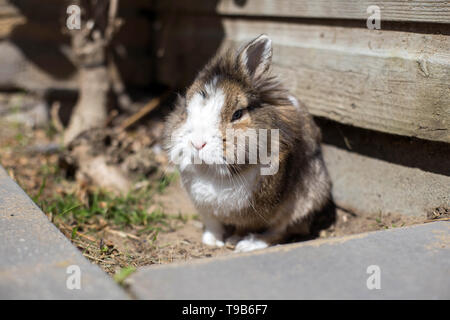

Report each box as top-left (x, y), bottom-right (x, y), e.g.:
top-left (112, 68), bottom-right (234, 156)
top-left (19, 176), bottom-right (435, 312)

top-left (41, 188), bottom-right (170, 231)
top-left (14, 132), bottom-right (28, 146)
top-left (175, 212), bottom-right (188, 223)
top-left (38, 175), bottom-right (179, 241)
top-left (44, 123), bottom-right (58, 140)
top-left (374, 212), bottom-right (389, 228)
top-left (32, 175), bottom-right (46, 203)
top-left (114, 266), bottom-right (136, 285)
top-left (71, 226), bottom-right (78, 239)
top-left (40, 162), bottom-right (60, 177)
top-left (157, 171), bottom-right (178, 193)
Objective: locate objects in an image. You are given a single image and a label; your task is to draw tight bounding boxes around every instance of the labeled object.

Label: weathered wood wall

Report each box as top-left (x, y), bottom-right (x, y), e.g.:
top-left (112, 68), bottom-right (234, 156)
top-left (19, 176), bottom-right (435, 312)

top-left (155, 0), bottom-right (450, 23)
top-left (151, 0), bottom-right (450, 216)
top-left (152, 1), bottom-right (450, 143)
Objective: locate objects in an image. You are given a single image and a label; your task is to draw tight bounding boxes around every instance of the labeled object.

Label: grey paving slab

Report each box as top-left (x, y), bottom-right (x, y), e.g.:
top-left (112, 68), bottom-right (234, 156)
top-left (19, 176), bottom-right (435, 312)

top-left (323, 144), bottom-right (450, 217)
top-left (0, 166), bottom-right (128, 299)
top-left (129, 221), bottom-right (450, 299)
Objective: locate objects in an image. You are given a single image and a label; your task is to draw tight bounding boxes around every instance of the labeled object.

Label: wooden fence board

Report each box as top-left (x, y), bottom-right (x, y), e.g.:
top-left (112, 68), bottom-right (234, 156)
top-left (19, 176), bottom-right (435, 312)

top-left (0, 41), bottom-right (153, 92)
top-left (153, 0), bottom-right (450, 24)
top-left (155, 16), bottom-right (450, 142)
top-left (0, 41), bottom-right (77, 92)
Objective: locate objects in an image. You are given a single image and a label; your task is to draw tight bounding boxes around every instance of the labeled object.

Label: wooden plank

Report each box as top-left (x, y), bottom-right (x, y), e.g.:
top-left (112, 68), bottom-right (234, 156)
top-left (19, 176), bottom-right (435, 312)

top-left (0, 16), bottom-right (151, 47)
top-left (0, 41), bottom-right (77, 92)
top-left (0, 41), bottom-right (153, 92)
top-left (154, 16), bottom-right (450, 142)
top-left (0, 0), bottom-right (153, 21)
top-left (0, 0), bottom-right (21, 17)
top-left (0, 16), bottom-right (25, 38)
top-left (0, 0), bottom-right (66, 21)
top-left (153, 0), bottom-right (450, 24)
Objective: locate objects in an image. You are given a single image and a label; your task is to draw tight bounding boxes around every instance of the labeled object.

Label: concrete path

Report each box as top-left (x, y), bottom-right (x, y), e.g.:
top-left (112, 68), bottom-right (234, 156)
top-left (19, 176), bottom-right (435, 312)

top-left (0, 166), bottom-right (128, 299)
top-left (129, 221), bottom-right (450, 299)
top-left (1, 163), bottom-right (449, 300)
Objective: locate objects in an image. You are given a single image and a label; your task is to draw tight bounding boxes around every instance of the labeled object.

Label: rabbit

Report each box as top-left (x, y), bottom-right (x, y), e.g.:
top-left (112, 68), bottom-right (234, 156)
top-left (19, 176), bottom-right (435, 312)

top-left (164, 34), bottom-right (331, 252)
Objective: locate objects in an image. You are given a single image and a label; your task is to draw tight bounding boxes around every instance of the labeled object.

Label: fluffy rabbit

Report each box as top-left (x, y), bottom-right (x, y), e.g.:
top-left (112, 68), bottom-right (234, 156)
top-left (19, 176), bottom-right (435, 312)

top-left (164, 34), bottom-right (331, 252)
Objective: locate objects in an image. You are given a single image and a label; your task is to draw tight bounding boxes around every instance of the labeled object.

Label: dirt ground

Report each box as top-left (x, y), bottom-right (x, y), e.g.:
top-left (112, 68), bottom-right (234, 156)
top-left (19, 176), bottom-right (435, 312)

top-left (0, 121), bottom-right (233, 275)
top-left (0, 119), bottom-right (440, 277)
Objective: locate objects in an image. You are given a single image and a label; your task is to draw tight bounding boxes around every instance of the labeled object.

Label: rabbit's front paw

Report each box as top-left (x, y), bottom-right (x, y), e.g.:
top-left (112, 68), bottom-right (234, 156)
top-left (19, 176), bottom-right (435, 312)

top-left (202, 230), bottom-right (225, 247)
top-left (234, 235), bottom-right (268, 252)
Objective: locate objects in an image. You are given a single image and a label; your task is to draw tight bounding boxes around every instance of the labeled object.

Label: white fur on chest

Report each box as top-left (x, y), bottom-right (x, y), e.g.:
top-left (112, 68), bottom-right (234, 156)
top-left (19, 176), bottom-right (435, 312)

top-left (181, 168), bottom-right (258, 216)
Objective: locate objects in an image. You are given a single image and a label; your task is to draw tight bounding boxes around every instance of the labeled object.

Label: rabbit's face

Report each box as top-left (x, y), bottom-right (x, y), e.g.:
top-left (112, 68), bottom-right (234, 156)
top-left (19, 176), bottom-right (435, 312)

top-left (165, 34), bottom-right (290, 177)
top-left (167, 76), bottom-right (254, 176)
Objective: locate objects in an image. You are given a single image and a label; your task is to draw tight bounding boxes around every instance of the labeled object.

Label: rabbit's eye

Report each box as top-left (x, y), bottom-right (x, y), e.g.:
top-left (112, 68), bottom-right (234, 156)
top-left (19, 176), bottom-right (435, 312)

top-left (231, 109), bottom-right (243, 122)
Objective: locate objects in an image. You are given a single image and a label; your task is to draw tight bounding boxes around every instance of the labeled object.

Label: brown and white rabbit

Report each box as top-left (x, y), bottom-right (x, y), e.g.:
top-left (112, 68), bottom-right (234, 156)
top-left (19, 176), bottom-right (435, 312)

top-left (164, 34), bottom-right (331, 252)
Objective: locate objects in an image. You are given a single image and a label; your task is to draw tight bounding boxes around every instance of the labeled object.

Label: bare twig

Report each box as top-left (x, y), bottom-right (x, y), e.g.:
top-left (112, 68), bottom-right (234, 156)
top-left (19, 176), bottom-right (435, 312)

top-left (424, 217), bottom-right (450, 223)
top-left (105, 109), bottom-right (119, 126)
top-left (105, 227), bottom-right (140, 240)
top-left (105, 0), bottom-right (120, 43)
top-left (119, 91), bottom-right (171, 131)
top-left (83, 254), bottom-right (116, 264)
top-left (108, 53), bottom-right (133, 111)
top-left (59, 223), bottom-right (97, 242)
top-left (50, 101), bottom-right (64, 133)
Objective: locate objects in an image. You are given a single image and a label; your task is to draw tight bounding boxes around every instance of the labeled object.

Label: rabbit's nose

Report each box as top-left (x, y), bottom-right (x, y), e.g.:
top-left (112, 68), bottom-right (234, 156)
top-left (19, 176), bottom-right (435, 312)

top-left (191, 140), bottom-right (206, 150)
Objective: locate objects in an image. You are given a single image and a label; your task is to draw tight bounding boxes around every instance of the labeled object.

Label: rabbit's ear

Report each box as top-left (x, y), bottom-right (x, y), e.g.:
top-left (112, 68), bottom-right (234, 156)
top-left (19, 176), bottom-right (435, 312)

top-left (237, 34), bottom-right (272, 81)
